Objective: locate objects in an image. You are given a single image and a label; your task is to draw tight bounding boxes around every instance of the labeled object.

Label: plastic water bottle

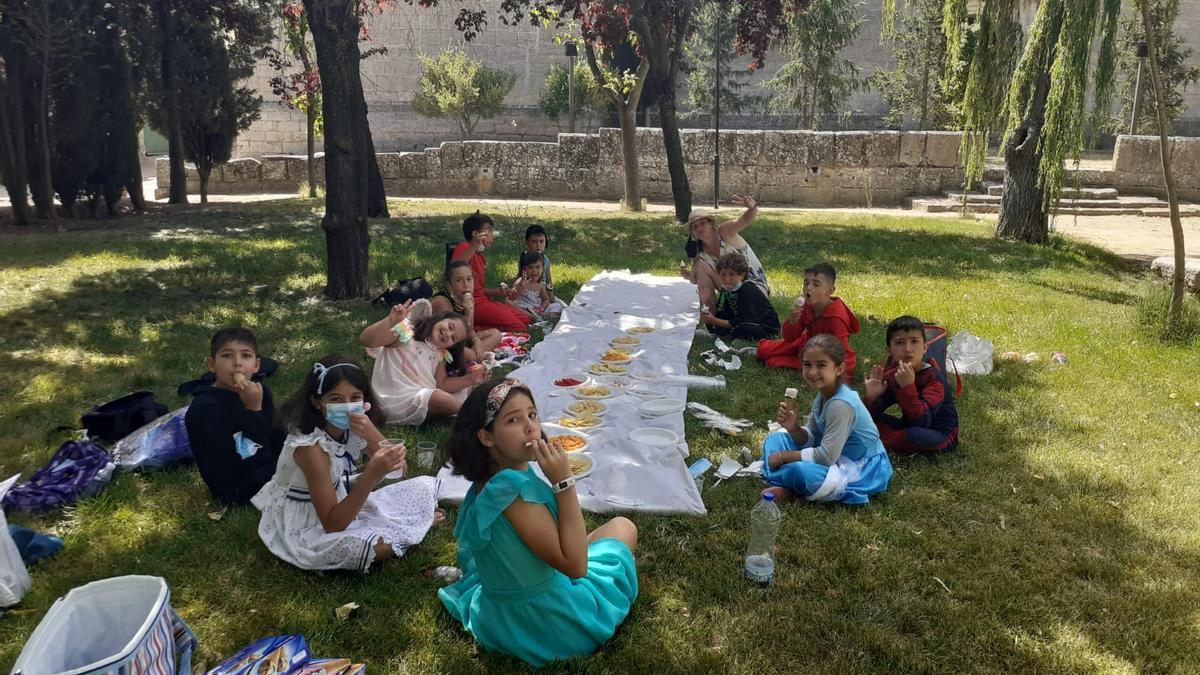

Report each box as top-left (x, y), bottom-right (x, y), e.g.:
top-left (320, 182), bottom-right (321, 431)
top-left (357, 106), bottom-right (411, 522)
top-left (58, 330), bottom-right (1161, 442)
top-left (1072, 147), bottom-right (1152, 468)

top-left (744, 490), bottom-right (782, 587)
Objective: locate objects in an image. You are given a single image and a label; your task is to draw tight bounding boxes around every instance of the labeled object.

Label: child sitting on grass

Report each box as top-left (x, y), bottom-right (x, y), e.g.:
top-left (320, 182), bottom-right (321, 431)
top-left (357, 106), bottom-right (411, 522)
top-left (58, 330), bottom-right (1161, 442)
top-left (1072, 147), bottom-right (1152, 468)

top-left (699, 252), bottom-right (780, 340)
top-left (864, 315), bottom-right (960, 455)
top-left (512, 251), bottom-right (564, 321)
top-left (359, 299), bottom-right (489, 425)
top-left (522, 225), bottom-right (556, 297)
top-left (438, 379), bottom-right (639, 667)
top-left (431, 261), bottom-right (503, 354)
top-left (756, 262), bottom-right (859, 381)
top-left (185, 328), bottom-right (284, 505)
top-left (253, 356), bottom-right (438, 572)
top-left (761, 335), bottom-right (893, 505)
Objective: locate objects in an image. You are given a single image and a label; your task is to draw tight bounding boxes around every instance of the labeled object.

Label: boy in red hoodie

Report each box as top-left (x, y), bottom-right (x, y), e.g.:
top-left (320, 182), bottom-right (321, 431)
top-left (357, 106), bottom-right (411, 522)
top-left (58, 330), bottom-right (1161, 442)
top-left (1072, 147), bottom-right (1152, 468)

top-left (755, 262), bottom-right (859, 381)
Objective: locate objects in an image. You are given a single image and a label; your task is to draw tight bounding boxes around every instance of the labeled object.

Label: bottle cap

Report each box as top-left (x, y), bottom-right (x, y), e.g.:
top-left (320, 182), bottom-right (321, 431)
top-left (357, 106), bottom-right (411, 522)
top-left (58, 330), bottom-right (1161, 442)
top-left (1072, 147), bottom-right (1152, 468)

top-left (761, 490), bottom-right (775, 502)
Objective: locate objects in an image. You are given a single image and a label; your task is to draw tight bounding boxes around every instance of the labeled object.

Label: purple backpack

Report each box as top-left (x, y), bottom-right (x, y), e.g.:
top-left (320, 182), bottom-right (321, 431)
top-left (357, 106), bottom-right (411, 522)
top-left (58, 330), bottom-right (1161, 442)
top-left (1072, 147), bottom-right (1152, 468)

top-left (2, 440), bottom-right (115, 514)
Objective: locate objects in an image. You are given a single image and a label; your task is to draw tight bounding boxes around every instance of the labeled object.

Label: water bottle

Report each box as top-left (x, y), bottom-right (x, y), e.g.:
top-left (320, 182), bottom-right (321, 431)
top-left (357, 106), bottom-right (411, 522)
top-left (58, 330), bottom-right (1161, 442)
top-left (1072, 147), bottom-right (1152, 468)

top-left (744, 490), bottom-right (782, 587)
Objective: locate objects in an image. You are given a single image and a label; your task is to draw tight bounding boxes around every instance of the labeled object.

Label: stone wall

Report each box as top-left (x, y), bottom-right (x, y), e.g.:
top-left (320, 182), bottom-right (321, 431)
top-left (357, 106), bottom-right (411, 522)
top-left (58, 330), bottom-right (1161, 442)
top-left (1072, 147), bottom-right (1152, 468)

top-left (161, 129), bottom-right (967, 207)
top-left (1110, 135), bottom-right (1200, 201)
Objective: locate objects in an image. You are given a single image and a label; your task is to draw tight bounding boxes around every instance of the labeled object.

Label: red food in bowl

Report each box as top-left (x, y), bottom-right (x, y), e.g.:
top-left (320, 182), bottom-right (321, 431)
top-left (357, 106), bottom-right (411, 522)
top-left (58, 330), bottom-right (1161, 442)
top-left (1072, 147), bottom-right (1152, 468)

top-left (554, 377), bottom-right (584, 387)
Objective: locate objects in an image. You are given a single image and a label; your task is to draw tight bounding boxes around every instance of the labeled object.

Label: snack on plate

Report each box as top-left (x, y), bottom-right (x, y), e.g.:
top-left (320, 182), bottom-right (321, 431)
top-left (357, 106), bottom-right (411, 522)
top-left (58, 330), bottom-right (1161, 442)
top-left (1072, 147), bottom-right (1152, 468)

top-left (626, 326), bottom-right (655, 334)
top-left (598, 375), bottom-right (635, 389)
top-left (554, 376), bottom-right (586, 387)
top-left (567, 400), bottom-right (606, 416)
top-left (611, 336), bottom-right (641, 346)
top-left (569, 454), bottom-right (592, 476)
top-left (559, 414), bottom-right (602, 429)
top-left (549, 435), bottom-right (587, 452)
top-left (600, 348), bottom-right (634, 362)
top-left (589, 363), bottom-right (627, 374)
top-left (574, 385), bottom-right (612, 397)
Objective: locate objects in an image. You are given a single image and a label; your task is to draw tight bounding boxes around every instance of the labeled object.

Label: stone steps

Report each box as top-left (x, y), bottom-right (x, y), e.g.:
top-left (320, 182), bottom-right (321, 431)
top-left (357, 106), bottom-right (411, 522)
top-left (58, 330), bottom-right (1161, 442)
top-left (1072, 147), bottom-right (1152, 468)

top-left (984, 183), bottom-right (1120, 200)
top-left (911, 192), bottom-right (1200, 217)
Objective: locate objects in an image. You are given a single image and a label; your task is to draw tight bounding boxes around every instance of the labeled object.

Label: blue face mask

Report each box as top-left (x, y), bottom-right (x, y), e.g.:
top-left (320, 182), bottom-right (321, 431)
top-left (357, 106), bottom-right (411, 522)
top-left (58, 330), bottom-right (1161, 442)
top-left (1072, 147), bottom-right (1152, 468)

top-left (724, 281), bottom-right (744, 293)
top-left (324, 401), bottom-right (365, 430)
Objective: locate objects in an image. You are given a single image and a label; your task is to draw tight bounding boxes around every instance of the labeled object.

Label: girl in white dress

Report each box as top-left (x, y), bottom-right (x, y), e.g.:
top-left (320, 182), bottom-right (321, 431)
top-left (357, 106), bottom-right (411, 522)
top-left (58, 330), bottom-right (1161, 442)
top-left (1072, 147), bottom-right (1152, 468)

top-left (252, 355), bottom-right (438, 572)
top-left (360, 299), bottom-right (489, 425)
top-left (511, 251), bottom-right (563, 321)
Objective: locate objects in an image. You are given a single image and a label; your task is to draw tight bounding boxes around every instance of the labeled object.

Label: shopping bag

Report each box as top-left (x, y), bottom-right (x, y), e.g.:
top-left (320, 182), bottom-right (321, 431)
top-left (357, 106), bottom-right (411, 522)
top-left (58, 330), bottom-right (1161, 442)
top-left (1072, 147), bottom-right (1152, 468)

top-left (0, 474), bottom-right (32, 607)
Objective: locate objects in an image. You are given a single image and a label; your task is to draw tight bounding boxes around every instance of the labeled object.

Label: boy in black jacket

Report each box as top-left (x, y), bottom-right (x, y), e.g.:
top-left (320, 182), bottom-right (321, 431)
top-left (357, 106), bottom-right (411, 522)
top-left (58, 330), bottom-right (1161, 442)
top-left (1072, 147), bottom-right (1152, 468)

top-left (184, 328), bottom-right (283, 504)
top-left (700, 252), bottom-right (781, 340)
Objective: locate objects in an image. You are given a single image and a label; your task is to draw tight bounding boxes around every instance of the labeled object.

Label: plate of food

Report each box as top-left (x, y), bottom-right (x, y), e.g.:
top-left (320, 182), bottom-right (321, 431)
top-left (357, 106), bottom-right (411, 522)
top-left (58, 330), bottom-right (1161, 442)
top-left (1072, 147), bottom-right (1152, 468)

top-left (595, 375), bottom-right (636, 390)
top-left (567, 452), bottom-right (594, 479)
top-left (589, 363), bottom-right (628, 376)
top-left (600, 348), bottom-right (635, 364)
top-left (566, 399), bottom-right (608, 417)
top-left (626, 326), bottom-right (655, 335)
top-left (546, 433), bottom-right (588, 454)
top-left (553, 373), bottom-right (590, 388)
top-left (558, 414), bottom-right (603, 430)
top-left (572, 384), bottom-right (613, 399)
top-left (610, 335), bottom-right (641, 347)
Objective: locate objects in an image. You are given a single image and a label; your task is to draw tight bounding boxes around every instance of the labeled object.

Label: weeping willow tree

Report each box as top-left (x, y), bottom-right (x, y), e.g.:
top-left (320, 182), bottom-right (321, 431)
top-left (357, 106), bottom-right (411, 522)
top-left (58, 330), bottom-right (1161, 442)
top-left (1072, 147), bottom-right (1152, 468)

top-left (888, 0), bottom-right (1121, 243)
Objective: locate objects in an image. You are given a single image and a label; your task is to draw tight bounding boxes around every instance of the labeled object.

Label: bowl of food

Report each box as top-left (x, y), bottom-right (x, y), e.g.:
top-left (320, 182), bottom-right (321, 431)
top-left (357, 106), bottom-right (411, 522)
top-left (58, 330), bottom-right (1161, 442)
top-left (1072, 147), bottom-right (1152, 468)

top-left (572, 384), bottom-right (613, 400)
top-left (566, 400), bottom-right (607, 417)
top-left (625, 326), bottom-right (655, 335)
top-left (588, 363), bottom-right (627, 376)
top-left (546, 433), bottom-right (588, 453)
top-left (553, 373), bottom-right (590, 388)
top-left (610, 336), bottom-right (641, 347)
top-left (558, 414), bottom-right (603, 430)
top-left (600, 348), bottom-right (635, 364)
top-left (567, 452), bottom-right (594, 479)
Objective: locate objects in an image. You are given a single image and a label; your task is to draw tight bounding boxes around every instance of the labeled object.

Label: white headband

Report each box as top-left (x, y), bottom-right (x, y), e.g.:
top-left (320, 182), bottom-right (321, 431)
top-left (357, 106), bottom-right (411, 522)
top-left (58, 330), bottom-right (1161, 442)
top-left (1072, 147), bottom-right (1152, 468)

top-left (312, 362), bottom-right (360, 394)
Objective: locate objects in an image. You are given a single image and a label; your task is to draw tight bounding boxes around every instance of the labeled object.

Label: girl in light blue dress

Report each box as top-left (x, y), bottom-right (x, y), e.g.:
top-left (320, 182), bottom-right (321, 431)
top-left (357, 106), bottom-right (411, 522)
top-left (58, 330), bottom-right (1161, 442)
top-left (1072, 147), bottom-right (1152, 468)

top-left (762, 334), bottom-right (893, 505)
top-left (438, 379), bottom-right (639, 667)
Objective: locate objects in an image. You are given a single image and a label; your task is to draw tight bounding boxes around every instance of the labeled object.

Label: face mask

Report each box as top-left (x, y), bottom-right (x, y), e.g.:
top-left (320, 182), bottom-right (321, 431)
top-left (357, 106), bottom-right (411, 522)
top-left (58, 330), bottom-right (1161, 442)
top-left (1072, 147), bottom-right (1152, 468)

top-left (324, 401), bottom-right (364, 430)
top-left (725, 281), bottom-right (744, 293)
top-left (233, 431), bottom-right (261, 459)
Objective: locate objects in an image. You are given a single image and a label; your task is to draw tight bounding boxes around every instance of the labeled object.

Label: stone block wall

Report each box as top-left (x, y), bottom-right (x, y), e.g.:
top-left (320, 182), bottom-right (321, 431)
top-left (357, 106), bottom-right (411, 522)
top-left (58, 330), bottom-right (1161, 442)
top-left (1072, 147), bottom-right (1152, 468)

top-left (161, 129), bottom-right (968, 207)
top-left (1112, 135), bottom-right (1200, 201)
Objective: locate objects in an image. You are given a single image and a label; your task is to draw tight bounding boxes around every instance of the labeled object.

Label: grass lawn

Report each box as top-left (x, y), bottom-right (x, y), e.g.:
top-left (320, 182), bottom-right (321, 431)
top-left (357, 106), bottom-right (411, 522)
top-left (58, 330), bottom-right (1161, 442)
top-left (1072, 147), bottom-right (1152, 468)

top-left (1, 198), bottom-right (1199, 673)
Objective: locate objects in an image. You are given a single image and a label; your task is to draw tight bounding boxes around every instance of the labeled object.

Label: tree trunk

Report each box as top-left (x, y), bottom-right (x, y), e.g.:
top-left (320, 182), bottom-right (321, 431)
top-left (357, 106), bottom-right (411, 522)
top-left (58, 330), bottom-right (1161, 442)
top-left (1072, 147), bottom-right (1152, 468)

top-left (0, 67), bottom-right (33, 226)
top-left (996, 10), bottom-right (1061, 244)
top-left (306, 103), bottom-right (316, 197)
top-left (1137, 0), bottom-right (1187, 329)
top-left (34, 36), bottom-right (54, 219)
top-left (158, 0), bottom-right (187, 204)
top-left (303, 0), bottom-right (375, 299)
top-left (619, 106), bottom-right (643, 211)
top-left (198, 166), bottom-right (209, 204)
top-left (657, 85), bottom-right (691, 222)
top-left (366, 147), bottom-right (386, 218)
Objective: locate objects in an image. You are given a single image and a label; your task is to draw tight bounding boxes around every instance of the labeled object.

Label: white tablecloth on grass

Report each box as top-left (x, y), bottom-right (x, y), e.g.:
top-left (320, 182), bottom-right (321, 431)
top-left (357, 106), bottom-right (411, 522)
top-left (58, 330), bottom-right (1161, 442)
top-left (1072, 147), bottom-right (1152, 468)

top-left (436, 270), bottom-right (707, 516)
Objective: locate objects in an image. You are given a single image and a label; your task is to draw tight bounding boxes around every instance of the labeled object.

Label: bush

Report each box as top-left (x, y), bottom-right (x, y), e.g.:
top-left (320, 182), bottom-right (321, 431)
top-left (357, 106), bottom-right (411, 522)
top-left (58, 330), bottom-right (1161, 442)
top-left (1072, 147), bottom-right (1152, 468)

top-left (412, 48), bottom-right (516, 139)
top-left (537, 61), bottom-right (608, 126)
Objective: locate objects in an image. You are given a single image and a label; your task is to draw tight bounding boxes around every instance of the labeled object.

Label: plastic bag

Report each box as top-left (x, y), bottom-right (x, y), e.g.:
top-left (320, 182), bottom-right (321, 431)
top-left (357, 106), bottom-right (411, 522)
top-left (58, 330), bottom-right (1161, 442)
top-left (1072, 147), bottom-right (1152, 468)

top-left (947, 330), bottom-right (994, 375)
top-left (686, 402), bottom-right (753, 434)
top-left (0, 475), bottom-right (32, 607)
top-left (112, 406), bottom-right (192, 472)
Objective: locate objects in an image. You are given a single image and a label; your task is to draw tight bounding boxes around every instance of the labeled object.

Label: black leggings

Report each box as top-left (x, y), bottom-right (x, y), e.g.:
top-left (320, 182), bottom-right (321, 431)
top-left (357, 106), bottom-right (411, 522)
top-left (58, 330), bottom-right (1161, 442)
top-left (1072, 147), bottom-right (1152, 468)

top-left (711, 323), bottom-right (775, 341)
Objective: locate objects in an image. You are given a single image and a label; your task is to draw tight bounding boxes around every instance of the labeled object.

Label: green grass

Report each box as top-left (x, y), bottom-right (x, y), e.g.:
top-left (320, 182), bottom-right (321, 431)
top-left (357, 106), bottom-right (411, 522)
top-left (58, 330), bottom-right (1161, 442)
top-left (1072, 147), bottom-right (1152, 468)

top-left (2, 199), bottom-right (1199, 673)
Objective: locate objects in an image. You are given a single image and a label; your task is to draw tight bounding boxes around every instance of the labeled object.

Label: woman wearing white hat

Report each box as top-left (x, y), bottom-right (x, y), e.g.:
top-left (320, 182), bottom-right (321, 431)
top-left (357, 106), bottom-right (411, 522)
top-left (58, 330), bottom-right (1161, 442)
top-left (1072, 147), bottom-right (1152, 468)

top-left (679, 195), bottom-right (770, 309)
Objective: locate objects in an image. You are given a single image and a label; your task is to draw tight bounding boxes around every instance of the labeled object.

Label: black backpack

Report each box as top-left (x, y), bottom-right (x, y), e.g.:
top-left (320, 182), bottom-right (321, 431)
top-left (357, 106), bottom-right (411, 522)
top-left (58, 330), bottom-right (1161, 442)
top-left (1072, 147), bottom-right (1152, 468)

top-left (371, 277), bottom-right (432, 308)
top-left (81, 391), bottom-right (168, 443)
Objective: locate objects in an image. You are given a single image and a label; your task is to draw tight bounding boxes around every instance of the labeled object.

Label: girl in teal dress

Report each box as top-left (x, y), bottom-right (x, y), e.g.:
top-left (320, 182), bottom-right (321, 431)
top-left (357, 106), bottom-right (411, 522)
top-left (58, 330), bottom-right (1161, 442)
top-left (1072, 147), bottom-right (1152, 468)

top-left (438, 379), bottom-right (639, 667)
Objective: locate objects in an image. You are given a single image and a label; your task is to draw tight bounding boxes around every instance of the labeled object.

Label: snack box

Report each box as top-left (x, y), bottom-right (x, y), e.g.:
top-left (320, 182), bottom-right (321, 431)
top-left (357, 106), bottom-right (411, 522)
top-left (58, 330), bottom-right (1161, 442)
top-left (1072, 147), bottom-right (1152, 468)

top-left (208, 634), bottom-right (310, 675)
top-left (293, 658), bottom-right (367, 675)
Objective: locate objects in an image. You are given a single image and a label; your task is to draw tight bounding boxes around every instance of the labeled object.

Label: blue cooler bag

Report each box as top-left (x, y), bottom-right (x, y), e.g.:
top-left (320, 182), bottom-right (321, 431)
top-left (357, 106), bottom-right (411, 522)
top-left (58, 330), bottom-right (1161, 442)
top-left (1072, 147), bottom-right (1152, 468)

top-left (12, 575), bottom-right (196, 675)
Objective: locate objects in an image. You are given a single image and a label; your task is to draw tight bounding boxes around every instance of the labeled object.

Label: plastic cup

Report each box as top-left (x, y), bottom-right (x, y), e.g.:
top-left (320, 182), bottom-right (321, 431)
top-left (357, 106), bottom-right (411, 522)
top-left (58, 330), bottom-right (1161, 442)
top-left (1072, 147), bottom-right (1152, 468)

top-left (416, 441), bottom-right (438, 469)
top-left (380, 439), bottom-right (407, 480)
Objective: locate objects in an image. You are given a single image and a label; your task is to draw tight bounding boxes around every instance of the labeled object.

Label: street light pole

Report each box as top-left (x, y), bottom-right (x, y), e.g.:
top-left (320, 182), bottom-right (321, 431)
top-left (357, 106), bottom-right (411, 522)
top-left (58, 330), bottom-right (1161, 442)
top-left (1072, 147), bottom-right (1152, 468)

top-left (713, 5), bottom-right (721, 209)
top-left (565, 42), bottom-right (578, 134)
top-left (1130, 40), bottom-right (1149, 135)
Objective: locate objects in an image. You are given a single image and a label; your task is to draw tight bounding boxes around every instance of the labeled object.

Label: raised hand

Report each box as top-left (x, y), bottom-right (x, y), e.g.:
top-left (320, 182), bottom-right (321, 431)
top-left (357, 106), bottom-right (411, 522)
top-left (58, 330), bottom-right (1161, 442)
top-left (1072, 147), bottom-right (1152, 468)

top-left (530, 438), bottom-right (571, 485)
top-left (460, 291), bottom-right (474, 313)
top-left (864, 365), bottom-right (887, 399)
top-left (388, 299), bottom-right (414, 326)
top-left (775, 400), bottom-right (799, 432)
top-left (730, 195), bottom-right (758, 210)
top-left (235, 377), bottom-right (263, 412)
top-left (895, 361), bottom-right (916, 388)
top-left (348, 407), bottom-right (384, 446)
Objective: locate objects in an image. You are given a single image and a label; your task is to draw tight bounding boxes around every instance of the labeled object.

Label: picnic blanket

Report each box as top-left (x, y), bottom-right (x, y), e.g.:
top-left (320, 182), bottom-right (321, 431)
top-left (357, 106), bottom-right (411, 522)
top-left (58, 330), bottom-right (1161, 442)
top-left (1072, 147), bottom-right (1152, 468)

top-left (436, 271), bottom-right (707, 516)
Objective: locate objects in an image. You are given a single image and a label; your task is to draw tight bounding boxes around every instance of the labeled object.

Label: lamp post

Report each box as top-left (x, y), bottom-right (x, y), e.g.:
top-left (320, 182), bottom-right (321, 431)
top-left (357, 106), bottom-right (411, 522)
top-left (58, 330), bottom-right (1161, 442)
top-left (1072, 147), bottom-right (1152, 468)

top-left (565, 41), bottom-right (578, 134)
top-left (713, 5), bottom-right (722, 209)
top-left (1130, 40), bottom-right (1149, 135)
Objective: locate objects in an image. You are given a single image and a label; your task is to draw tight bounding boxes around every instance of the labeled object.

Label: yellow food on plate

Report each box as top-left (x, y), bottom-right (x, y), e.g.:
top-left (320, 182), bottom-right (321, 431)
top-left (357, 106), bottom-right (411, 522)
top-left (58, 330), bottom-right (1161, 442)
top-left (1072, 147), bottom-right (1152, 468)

top-left (611, 336), bottom-right (641, 346)
top-left (589, 363), bottom-right (627, 374)
top-left (569, 454), bottom-right (592, 475)
top-left (574, 385), bottom-right (612, 397)
top-left (549, 435), bottom-right (587, 452)
top-left (559, 414), bottom-right (602, 429)
top-left (626, 327), bottom-right (655, 334)
top-left (567, 400), bottom-right (606, 415)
